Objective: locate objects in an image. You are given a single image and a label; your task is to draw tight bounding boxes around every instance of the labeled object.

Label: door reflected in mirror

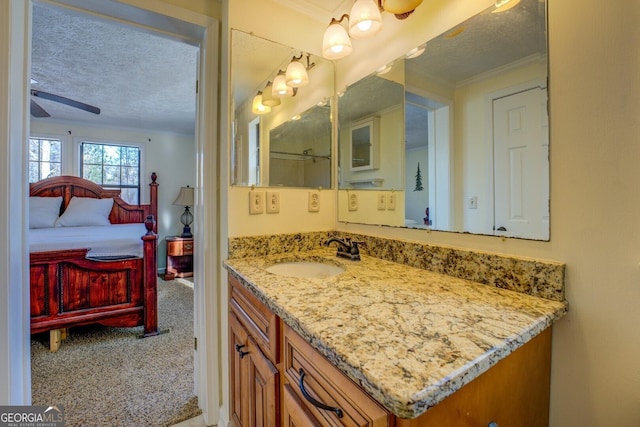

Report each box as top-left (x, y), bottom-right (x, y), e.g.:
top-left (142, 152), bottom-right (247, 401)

top-left (337, 0), bottom-right (549, 240)
top-left (231, 29), bottom-right (334, 188)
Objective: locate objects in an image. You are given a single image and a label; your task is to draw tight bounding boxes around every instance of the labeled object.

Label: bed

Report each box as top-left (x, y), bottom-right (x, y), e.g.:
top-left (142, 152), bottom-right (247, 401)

top-left (29, 173), bottom-right (160, 351)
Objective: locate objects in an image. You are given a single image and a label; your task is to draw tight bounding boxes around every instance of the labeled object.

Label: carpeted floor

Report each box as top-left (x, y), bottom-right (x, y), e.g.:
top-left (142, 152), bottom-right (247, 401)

top-left (31, 278), bottom-right (201, 427)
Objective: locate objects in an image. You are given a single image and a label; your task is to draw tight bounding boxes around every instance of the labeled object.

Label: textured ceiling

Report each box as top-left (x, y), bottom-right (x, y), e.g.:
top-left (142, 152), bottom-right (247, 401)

top-left (31, 3), bottom-right (199, 135)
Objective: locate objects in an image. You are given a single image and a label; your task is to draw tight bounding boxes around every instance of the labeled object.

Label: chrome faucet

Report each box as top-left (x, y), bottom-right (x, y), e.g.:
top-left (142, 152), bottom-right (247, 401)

top-left (324, 237), bottom-right (361, 261)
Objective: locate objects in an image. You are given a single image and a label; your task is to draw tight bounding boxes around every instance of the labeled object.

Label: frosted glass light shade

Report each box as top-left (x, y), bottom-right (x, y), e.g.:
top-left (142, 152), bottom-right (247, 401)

top-left (349, 0), bottom-right (383, 39)
top-left (251, 93), bottom-right (271, 115)
top-left (381, 0), bottom-right (423, 14)
top-left (285, 60), bottom-right (309, 87)
top-left (322, 21), bottom-right (352, 60)
top-left (273, 75), bottom-right (294, 97)
top-left (261, 83), bottom-right (281, 106)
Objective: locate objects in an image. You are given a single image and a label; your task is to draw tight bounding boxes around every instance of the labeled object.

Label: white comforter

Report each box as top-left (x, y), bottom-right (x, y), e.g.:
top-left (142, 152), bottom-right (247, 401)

top-left (29, 223), bottom-right (148, 259)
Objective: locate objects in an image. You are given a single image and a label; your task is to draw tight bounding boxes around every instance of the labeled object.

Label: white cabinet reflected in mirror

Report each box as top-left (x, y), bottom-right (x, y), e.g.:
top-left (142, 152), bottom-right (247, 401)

top-left (338, 0), bottom-right (549, 240)
top-left (350, 117), bottom-right (379, 171)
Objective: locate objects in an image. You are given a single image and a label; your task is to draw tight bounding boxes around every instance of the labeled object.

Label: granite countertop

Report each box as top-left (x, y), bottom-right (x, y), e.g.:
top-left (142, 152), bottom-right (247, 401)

top-left (224, 248), bottom-right (568, 419)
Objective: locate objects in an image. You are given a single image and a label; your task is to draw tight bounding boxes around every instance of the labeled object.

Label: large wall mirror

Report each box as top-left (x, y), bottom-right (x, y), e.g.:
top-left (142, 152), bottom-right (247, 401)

top-left (231, 29), bottom-right (334, 188)
top-left (338, 0), bottom-right (549, 240)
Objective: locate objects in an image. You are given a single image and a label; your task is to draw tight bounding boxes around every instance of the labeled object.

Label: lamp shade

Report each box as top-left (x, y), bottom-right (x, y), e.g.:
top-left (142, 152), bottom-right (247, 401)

top-left (261, 82), bottom-right (281, 106)
top-left (173, 186), bottom-right (194, 207)
top-left (349, 0), bottom-right (383, 39)
top-left (272, 74), bottom-right (294, 97)
top-left (285, 60), bottom-right (309, 87)
top-left (381, 0), bottom-right (423, 15)
top-left (251, 93), bottom-right (271, 114)
top-left (322, 19), bottom-right (352, 60)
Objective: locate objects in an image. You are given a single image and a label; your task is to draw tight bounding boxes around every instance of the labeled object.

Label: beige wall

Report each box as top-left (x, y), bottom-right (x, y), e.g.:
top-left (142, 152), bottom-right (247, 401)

top-left (338, 1), bottom-right (640, 426)
top-left (227, 0), bottom-right (640, 425)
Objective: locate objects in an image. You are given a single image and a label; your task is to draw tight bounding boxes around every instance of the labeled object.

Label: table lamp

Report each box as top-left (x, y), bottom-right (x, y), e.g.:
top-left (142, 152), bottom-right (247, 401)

top-left (172, 185), bottom-right (194, 238)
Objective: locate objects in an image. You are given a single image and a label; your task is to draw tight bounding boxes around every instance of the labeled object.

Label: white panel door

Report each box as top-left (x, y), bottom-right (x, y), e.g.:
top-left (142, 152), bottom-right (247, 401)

top-left (493, 87), bottom-right (549, 240)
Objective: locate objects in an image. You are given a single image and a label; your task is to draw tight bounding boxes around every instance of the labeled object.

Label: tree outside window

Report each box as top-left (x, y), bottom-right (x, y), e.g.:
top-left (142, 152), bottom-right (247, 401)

top-left (81, 142), bottom-right (140, 205)
top-left (29, 138), bottom-right (61, 182)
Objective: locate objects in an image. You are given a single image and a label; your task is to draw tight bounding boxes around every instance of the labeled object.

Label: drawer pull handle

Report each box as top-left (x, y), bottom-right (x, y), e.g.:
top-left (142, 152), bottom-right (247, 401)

top-left (298, 368), bottom-right (343, 419)
top-left (488, 422), bottom-right (499, 427)
top-left (235, 344), bottom-right (249, 359)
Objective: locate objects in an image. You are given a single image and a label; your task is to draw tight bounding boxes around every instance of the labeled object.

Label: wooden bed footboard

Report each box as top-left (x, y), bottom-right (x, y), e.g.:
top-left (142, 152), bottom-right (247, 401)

top-left (29, 174), bottom-right (160, 348)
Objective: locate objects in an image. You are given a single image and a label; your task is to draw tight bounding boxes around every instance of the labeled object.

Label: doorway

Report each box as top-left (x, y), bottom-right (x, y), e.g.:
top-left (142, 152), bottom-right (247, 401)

top-left (5, 0), bottom-right (220, 424)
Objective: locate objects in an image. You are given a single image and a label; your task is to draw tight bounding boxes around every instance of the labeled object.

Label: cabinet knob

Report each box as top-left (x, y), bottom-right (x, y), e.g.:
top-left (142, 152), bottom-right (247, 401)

top-left (235, 344), bottom-right (249, 359)
top-left (488, 422), bottom-right (499, 427)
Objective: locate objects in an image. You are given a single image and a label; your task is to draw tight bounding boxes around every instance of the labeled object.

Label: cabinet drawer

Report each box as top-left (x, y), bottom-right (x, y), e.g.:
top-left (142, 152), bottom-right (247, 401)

top-left (282, 324), bottom-right (390, 427)
top-left (229, 274), bottom-right (280, 362)
top-left (167, 240), bottom-right (193, 256)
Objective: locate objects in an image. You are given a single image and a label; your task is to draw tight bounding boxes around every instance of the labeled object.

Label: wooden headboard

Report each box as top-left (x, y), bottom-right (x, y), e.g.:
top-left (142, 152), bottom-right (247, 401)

top-left (29, 172), bottom-right (158, 232)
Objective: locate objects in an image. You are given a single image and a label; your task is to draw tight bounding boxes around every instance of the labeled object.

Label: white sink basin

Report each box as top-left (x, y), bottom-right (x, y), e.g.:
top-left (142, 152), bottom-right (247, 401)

top-left (265, 261), bottom-right (345, 279)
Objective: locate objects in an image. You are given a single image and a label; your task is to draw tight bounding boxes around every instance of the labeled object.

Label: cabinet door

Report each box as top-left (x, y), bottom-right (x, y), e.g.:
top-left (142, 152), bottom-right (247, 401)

top-left (283, 324), bottom-right (389, 427)
top-left (247, 336), bottom-right (279, 427)
top-left (230, 312), bottom-right (249, 427)
top-left (282, 383), bottom-right (322, 427)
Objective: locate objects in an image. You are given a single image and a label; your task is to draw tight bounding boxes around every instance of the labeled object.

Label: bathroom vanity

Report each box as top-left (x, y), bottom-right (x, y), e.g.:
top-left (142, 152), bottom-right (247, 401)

top-left (224, 244), bottom-right (567, 426)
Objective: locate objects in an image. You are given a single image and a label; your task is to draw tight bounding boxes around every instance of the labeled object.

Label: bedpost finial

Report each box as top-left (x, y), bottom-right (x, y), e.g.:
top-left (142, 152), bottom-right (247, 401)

top-left (144, 215), bottom-right (156, 234)
top-left (151, 172), bottom-right (157, 183)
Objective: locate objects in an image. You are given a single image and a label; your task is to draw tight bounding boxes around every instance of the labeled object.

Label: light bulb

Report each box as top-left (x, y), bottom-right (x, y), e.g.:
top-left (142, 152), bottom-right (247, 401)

top-left (322, 19), bottom-right (352, 59)
top-left (349, 0), bottom-right (382, 39)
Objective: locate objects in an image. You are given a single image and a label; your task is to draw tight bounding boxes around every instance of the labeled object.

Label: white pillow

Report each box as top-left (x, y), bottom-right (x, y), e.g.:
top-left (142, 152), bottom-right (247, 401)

top-left (55, 197), bottom-right (113, 227)
top-left (29, 196), bottom-right (63, 229)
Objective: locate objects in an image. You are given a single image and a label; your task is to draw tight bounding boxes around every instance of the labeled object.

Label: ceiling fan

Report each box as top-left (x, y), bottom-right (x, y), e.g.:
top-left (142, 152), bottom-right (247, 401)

top-left (30, 89), bottom-right (101, 118)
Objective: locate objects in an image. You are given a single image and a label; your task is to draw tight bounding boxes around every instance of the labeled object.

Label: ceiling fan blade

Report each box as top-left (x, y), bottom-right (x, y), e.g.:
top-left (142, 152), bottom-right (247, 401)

top-left (30, 99), bottom-right (50, 118)
top-left (31, 89), bottom-right (101, 115)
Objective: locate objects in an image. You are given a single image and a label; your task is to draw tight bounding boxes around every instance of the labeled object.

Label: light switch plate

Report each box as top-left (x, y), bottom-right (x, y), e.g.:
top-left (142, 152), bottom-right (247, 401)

top-left (266, 191), bottom-right (280, 213)
top-left (249, 191), bottom-right (264, 214)
top-left (308, 191), bottom-right (320, 212)
top-left (387, 193), bottom-right (396, 210)
top-left (348, 193), bottom-right (358, 211)
top-left (377, 193), bottom-right (386, 210)
top-left (468, 196), bottom-right (478, 210)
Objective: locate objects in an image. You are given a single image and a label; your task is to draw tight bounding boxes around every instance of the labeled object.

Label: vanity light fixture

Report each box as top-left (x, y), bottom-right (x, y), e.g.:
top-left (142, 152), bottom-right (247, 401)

top-left (251, 92), bottom-right (271, 115)
top-left (381, 0), bottom-right (423, 19)
top-left (261, 81), bottom-right (281, 107)
top-left (285, 54), bottom-right (312, 87)
top-left (322, 0), bottom-right (423, 60)
top-left (322, 14), bottom-right (352, 60)
top-left (349, 0), bottom-right (383, 39)
top-left (272, 72), bottom-right (295, 97)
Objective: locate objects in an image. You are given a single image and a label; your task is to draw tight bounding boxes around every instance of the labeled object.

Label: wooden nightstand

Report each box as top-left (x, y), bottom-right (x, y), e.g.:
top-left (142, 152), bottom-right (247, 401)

top-left (165, 236), bottom-right (193, 280)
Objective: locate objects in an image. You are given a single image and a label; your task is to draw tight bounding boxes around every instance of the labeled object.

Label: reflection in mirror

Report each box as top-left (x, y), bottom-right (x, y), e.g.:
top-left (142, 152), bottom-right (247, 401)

top-left (268, 103), bottom-right (331, 187)
top-left (231, 29), bottom-right (334, 188)
top-left (338, 0), bottom-right (549, 240)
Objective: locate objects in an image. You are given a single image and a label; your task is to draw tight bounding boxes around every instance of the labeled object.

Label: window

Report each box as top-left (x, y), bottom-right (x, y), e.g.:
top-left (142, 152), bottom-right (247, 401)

top-left (80, 142), bottom-right (141, 205)
top-left (29, 137), bottom-right (62, 182)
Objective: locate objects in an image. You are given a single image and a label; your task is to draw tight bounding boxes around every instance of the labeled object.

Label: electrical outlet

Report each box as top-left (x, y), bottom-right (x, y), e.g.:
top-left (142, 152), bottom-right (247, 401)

top-left (348, 193), bottom-right (358, 211)
top-left (377, 193), bottom-right (386, 210)
top-left (308, 191), bottom-right (320, 212)
top-left (249, 191), bottom-right (264, 214)
top-left (387, 193), bottom-right (396, 210)
top-left (468, 196), bottom-right (478, 210)
top-left (266, 191), bottom-right (280, 213)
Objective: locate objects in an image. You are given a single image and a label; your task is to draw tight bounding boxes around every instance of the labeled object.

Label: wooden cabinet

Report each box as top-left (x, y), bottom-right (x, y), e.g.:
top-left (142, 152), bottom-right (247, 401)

top-left (228, 272), bottom-right (552, 427)
top-left (229, 274), bottom-right (281, 427)
top-left (165, 236), bottom-right (193, 280)
top-left (282, 323), bottom-right (390, 427)
top-left (395, 327), bottom-right (552, 427)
